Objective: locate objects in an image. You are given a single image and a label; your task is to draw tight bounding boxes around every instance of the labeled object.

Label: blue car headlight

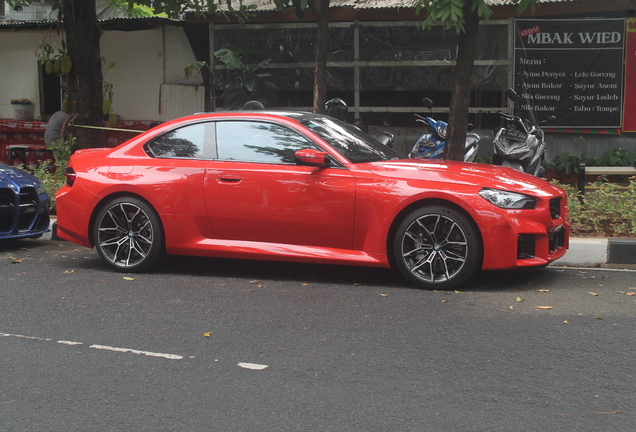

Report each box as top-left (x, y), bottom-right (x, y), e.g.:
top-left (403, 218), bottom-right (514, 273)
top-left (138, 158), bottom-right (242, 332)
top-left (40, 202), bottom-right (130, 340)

top-left (479, 188), bottom-right (536, 209)
top-left (35, 181), bottom-right (46, 195)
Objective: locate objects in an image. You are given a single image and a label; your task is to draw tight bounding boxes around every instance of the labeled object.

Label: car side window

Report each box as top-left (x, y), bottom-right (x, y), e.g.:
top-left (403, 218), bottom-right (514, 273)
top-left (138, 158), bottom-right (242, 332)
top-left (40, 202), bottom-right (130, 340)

top-left (216, 121), bottom-right (320, 164)
top-left (145, 122), bottom-right (216, 159)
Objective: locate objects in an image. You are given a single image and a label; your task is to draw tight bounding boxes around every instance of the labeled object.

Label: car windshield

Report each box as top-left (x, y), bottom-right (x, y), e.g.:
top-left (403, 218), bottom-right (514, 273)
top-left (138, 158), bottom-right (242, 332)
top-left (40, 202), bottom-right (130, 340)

top-left (294, 115), bottom-right (401, 163)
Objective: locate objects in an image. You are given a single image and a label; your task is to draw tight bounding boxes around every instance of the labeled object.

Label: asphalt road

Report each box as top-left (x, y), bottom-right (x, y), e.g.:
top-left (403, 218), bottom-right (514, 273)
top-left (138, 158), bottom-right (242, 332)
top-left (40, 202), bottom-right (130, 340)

top-left (1, 239), bottom-right (635, 432)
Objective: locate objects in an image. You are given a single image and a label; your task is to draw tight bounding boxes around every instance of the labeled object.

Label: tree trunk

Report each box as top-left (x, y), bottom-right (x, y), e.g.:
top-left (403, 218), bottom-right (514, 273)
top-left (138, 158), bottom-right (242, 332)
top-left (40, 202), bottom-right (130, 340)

top-left (446, 2), bottom-right (480, 161)
top-left (313, 0), bottom-right (330, 114)
top-left (63, 0), bottom-right (105, 149)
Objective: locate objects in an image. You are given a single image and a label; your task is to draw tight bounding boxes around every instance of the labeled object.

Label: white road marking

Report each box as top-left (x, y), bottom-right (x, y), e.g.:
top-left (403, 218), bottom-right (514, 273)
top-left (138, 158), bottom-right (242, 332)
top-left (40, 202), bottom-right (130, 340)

top-left (57, 340), bottom-right (83, 346)
top-left (237, 362), bottom-right (268, 370)
top-left (0, 332), bottom-right (52, 341)
top-left (4, 332), bottom-right (266, 366)
top-left (90, 344), bottom-right (183, 360)
top-left (1, 332), bottom-right (183, 360)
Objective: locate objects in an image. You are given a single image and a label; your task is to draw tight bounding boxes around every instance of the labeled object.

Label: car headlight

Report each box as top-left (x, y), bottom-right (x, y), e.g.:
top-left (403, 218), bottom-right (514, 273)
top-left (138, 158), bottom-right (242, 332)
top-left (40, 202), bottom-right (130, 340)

top-left (36, 182), bottom-right (46, 195)
top-left (479, 188), bottom-right (536, 209)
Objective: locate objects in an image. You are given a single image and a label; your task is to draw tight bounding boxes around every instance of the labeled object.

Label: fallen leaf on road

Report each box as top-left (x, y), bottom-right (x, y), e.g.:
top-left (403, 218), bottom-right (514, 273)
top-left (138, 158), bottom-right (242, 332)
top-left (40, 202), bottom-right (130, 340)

top-left (203, 332), bottom-right (211, 338)
top-left (64, 270), bottom-right (74, 274)
top-left (594, 316), bottom-right (604, 320)
top-left (11, 259), bottom-right (22, 264)
top-left (563, 320), bottom-right (568, 324)
top-left (454, 290), bottom-right (461, 294)
top-left (123, 276), bottom-right (134, 280)
top-left (535, 306), bottom-right (554, 309)
top-left (589, 292), bottom-right (598, 296)
top-left (516, 297), bottom-right (524, 302)
top-left (595, 410), bottom-right (623, 415)
top-left (508, 306), bottom-right (514, 309)
top-left (536, 289), bottom-right (549, 293)
top-left (249, 280), bottom-right (262, 284)
top-left (379, 294), bottom-right (388, 297)
top-left (627, 292), bottom-right (635, 296)
top-left (442, 300), bottom-right (448, 303)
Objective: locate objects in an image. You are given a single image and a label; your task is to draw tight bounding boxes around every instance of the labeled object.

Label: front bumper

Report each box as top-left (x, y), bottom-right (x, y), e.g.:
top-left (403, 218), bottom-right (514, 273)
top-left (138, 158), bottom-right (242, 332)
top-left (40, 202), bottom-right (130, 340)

top-left (0, 185), bottom-right (50, 240)
top-left (479, 195), bottom-right (569, 270)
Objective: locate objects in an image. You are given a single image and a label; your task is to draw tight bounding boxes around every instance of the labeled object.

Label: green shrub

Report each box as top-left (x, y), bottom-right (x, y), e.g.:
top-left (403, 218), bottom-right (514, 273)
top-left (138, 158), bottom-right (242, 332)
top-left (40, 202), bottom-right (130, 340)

top-left (21, 134), bottom-right (76, 214)
top-left (555, 177), bottom-right (636, 237)
top-left (25, 163), bottom-right (66, 214)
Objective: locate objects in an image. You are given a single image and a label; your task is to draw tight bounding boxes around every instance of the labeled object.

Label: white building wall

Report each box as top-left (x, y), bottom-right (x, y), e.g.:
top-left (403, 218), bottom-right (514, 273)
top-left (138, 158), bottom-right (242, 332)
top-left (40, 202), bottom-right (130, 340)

top-left (100, 28), bottom-right (164, 121)
top-left (0, 25), bottom-right (201, 122)
top-left (0, 30), bottom-right (63, 120)
top-left (163, 25), bottom-right (203, 86)
top-left (100, 26), bottom-right (202, 121)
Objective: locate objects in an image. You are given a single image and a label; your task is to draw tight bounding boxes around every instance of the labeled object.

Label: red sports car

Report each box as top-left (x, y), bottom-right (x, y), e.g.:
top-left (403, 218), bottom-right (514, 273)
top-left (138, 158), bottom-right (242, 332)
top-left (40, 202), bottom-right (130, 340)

top-left (55, 112), bottom-right (568, 289)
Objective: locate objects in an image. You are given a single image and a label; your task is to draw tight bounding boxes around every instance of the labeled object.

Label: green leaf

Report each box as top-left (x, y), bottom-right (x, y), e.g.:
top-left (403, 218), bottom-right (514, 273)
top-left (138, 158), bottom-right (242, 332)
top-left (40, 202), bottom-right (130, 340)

top-left (212, 49), bottom-right (242, 69)
top-left (517, 0), bottom-right (530, 14)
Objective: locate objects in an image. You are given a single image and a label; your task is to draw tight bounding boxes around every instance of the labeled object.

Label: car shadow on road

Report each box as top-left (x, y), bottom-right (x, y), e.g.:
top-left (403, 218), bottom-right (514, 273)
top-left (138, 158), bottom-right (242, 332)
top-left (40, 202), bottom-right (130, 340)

top-left (157, 254), bottom-right (414, 288)
top-left (152, 254), bottom-right (558, 292)
top-left (7, 239), bottom-right (560, 292)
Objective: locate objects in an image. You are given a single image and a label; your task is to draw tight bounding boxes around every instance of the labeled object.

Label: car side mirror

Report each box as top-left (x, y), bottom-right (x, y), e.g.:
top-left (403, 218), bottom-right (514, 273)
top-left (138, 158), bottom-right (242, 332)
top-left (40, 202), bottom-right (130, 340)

top-left (295, 149), bottom-right (330, 167)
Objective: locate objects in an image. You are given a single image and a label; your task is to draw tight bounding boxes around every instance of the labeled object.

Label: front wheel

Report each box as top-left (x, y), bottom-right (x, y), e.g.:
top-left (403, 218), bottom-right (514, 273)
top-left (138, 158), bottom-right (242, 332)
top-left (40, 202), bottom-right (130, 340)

top-left (392, 205), bottom-right (482, 290)
top-left (93, 196), bottom-right (164, 272)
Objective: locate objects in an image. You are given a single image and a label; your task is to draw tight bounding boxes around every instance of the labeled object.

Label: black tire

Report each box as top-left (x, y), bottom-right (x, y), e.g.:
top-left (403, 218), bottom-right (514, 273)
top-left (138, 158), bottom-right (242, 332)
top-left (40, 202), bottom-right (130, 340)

top-left (392, 205), bottom-right (482, 290)
top-left (93, 196), bottom-right (164, 272)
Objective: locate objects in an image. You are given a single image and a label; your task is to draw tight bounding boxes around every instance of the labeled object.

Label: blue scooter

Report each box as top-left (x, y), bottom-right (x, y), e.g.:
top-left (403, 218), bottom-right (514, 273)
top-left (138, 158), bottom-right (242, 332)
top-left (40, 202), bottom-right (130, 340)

top-left (408, 98), bottom-right (480, 162)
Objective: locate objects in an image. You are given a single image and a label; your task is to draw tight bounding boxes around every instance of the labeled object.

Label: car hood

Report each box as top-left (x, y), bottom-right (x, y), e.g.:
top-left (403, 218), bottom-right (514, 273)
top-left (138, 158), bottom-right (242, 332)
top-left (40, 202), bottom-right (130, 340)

top-left (365, 159), bottom-right (562, 197)
top-left (0, 163), bottom-right (41, 189)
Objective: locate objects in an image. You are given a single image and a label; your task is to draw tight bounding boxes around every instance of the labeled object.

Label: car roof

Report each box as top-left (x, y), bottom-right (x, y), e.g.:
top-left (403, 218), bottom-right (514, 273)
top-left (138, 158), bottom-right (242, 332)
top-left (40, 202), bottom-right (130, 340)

top-left (191, 110), bottom-right (326, 123)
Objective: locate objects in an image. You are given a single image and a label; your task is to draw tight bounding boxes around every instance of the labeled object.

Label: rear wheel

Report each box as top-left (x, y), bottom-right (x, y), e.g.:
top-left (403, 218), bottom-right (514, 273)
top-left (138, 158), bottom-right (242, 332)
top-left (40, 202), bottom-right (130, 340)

top-left (93, 196), bottom-right (164, 272)
top-left (393, 205), bottom-right (481, 290)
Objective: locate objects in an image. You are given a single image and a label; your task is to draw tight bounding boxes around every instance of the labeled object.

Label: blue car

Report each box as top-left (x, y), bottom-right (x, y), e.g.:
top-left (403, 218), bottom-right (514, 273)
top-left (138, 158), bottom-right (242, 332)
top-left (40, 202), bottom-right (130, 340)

top-left (0, 163), bottom-right (50, 240)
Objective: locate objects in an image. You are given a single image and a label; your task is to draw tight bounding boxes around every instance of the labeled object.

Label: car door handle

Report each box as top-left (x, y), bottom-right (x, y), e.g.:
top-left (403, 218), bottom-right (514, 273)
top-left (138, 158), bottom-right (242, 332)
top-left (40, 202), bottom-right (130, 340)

top-left (216, 175), bottom-right (242, 184)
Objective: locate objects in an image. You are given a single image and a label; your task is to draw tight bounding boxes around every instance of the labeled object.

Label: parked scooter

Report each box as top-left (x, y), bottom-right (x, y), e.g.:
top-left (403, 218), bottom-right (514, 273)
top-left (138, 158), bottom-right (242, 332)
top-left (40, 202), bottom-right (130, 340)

top-left (492, 89), bottom-right (556, 177)
top-left (408, 98), bottom-right (480, 162)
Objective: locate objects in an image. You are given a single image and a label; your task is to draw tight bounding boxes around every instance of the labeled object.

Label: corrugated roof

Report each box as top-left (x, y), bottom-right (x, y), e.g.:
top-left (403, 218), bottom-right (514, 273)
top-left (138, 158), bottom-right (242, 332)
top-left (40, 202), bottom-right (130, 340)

top-left (0, 0), bottom-right (584, 27)
top-left (215, 0), bottom-right (579, 12)
top-left (0, 16), bottom-right (178, 29)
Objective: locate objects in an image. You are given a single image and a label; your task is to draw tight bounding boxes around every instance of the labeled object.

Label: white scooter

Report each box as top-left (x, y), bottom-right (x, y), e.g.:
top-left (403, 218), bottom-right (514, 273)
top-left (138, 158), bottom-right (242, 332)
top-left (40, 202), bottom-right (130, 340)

top-left (492, 89), bottom-right (556, 177)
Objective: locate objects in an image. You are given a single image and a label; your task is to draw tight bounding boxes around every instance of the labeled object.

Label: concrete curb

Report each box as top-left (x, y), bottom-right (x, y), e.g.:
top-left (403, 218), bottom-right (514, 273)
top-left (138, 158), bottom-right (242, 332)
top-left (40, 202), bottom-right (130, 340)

top-left (553, 237), bottom-right (636, 268)
top-left (41, 218), bottom-right (62, 242)
top-left (42, 220), bottom-right (636, 267)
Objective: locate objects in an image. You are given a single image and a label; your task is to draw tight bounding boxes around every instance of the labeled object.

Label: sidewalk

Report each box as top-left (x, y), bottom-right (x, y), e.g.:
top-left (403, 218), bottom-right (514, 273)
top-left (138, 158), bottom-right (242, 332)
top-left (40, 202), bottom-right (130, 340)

top-left (41, 220), bottom-right (636, 268)
top-left (553, 237), bottom-right (636, 269)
